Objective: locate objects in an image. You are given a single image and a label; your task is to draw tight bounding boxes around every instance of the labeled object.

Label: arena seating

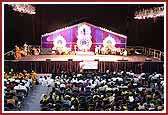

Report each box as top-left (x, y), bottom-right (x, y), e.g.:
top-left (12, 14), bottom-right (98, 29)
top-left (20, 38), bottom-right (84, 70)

top-left (4, 70), bottom-right (38, 111)
top-left (38, 70), bottom-right (164, 111)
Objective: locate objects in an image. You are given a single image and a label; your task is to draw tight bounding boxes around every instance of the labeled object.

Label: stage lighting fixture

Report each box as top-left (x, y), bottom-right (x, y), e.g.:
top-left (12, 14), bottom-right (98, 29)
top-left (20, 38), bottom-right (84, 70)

top-left (8, 4), bottom-right (36, 15)
top-left (134, 6), bottom-right (164, 20)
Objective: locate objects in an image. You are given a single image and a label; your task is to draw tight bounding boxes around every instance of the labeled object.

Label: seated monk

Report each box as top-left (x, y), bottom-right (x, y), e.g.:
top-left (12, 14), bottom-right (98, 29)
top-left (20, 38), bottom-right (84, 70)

top-left (15, 46), bottom-right (21, 60)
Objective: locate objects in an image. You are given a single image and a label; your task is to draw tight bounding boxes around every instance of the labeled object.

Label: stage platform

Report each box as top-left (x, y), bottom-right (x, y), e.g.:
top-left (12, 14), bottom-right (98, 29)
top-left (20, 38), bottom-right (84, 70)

top-left (4, 54), bottom-right (163, 74)
top-left (4, 55), bottom-right (163, 74)
top-left (5, 54), bottom-right (161, 62)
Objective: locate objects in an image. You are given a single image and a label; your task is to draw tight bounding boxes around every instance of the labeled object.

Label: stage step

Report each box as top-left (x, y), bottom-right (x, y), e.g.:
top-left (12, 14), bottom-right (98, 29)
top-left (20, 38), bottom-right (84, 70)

top-left (76, 51), bottom-right (94, 56)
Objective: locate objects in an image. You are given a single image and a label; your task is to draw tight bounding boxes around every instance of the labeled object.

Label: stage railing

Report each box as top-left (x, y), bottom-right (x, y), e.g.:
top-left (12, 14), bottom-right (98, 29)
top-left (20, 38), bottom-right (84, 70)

top-left (144, 48), bottom-right (163, 61)
top-left (126, 46), bottom-right (163, 61)
top-left (4, 49), bottom-right (15, 56)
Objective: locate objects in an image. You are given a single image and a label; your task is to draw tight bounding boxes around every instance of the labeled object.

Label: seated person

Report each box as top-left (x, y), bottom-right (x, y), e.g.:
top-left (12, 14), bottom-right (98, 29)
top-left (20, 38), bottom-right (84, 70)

top-left (123, 50), bottom-right (128, 56)
top-left (63, 95), bottom-right (71, 107)
top-left (40, 95), bottom-right (49, 106)
top-left (6, 94), bottom-right (18, 107)
top-left (14, 83), bottom-right (27, 95)
top-left (71, 96), bottom-right (79, 110)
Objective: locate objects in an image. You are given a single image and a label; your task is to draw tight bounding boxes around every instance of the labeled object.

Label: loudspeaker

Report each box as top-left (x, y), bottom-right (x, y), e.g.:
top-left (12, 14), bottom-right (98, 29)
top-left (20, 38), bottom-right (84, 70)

top-left (94, 59), bottom-right (99, 61)
top-left (68, 59), bottom-right (73, 61)
top-left (46, 59), bottom-right (51, 62)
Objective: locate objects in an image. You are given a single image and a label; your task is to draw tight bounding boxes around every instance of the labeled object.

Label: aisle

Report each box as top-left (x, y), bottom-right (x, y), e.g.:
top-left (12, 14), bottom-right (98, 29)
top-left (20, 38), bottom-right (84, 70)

top-left (21, 85), bottom-right (50, 111)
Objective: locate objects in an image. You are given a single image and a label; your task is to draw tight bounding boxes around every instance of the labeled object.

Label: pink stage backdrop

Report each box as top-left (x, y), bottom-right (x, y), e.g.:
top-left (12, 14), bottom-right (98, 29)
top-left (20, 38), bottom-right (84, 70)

top-left (41, 22), bottom-right (127, 51)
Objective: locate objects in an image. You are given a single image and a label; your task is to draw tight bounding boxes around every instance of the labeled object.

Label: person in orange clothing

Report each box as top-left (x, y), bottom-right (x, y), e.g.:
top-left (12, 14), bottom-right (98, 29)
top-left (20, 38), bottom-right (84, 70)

top-left (31, 70), bottom-right (37, 86)
top-left (15, 45), bottom-right (21, 60)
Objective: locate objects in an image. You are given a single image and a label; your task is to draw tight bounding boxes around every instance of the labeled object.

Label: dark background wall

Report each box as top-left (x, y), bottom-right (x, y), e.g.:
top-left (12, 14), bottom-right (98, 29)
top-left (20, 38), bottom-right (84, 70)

top-left (4, 4), bottom-right (164, 53)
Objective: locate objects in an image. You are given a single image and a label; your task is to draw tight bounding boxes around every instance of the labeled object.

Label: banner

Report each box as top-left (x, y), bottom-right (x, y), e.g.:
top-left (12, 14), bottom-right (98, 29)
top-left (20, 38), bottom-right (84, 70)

top-left (80, 61), bottom-right (98, 69)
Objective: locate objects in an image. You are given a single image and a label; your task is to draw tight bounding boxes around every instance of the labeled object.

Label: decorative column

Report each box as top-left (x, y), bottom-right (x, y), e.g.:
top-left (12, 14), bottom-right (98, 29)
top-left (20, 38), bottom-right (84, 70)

top-left (99, 45), bottom-right (101, 54)
top-left (95, 45), bottom-right (97, 55)
top-left (74, 45), bottom-right (77, 53)
top-left (69, 45), bottom-right (72, 51)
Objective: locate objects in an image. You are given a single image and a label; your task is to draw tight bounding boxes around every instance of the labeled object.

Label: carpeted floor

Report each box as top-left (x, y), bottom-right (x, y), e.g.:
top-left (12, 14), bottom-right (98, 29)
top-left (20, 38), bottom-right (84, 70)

top-left (21, 84), bottom-right (51, 111)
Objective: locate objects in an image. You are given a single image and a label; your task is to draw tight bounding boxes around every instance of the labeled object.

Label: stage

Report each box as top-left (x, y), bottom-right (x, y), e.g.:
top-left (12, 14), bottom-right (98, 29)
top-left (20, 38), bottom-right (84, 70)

top-left (3, 21), bottom-right (164, 74)
top-left (5, 54), bottom-right (161, 62)
top-left (4, 54), bottom-right (163, 74)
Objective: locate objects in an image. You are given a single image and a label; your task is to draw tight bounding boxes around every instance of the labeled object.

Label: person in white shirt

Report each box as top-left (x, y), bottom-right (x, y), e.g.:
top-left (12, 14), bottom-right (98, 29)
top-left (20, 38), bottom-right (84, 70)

top-left (91, 82), bottom-right (97, 89)
top-left (123, 50), bottom-right (127, 56)
top-left (23, 42), bottom-right (28, 51)
top-left (133, 76), bottom-right (139, 83)
top-left (22, 80), bottom-right (27, 83)
top-left (106, 87), bottom-right (112, 92)
top-left (47, 75), bottom-right (51, 81)
top-left (138, 87), bottom-right (144, 91)
top-left (28, 77), bottom-right (32, 84)
top-left (149, 103), bottom-right (155, 111)
top-left (160, 80), bottom-right (164, 87)
top-left (117, 77), bottom-right (123, 82)
top-left (106, 70), bottom-right (110, 73)
top-left (95, 79), bottom-right (100, 85)
top-left (9, 78), bottom-right (15, 82)
top-left (60, 83), bottom-right (66, 88)
top-left (129, 95), bottom-right (134, 102)
top-left (154, 73), bottom-right (161, 78)
top-left (101, 79), bottom-right (106, 84)
top-left (71, 78), bottom-right (78, 84)
top-left (122, 85), bottom-right (128, 89)
top-left (42, 77), bottom-right (48, 87)
top-left (77, 74), bottom-right (82, 77)
top-left (15, 79), bottom-right (20, 83)
top-left (112, 87), bottom-right (119, 91)
top-left (48, 78), bottom-right (55, 87)
top-left (78, 79), bottom-right (84, 84)
top-left (89, 79), bottom-right (93, 84)
top-left (138, 73), bottom-right (145, 79)
top-left (38, 76), bottom-right (43, 84)
top-left (14, 83), bottom-right (27, 93)
top-left (55, 79), bottom-right (61, 86)
top-left (111, 77), bottom-right (117, 82)
top-left (24, 80), bottom-right (30, 86)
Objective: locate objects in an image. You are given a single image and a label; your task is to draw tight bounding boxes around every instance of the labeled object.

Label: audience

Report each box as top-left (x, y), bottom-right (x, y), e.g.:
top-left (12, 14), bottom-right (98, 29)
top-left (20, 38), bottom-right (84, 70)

top-left (38, 70), bottom-right (164, 111)
top-left (4, 69), bottom-right (164, 111)
top-left (4, 69), bottom-right (37, 111)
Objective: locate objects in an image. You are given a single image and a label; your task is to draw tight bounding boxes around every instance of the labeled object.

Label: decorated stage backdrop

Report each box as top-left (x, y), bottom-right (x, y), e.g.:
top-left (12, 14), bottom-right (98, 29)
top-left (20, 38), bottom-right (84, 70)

top-left (41, 22), bottom-right (127, 51)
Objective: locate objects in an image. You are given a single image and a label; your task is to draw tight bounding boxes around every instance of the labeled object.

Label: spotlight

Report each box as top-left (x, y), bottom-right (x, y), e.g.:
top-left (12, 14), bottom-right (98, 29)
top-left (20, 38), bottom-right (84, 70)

top-left (134, 6), bottom-right (164, 20)
top-left (8, 4), bottom-right (36, 15)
